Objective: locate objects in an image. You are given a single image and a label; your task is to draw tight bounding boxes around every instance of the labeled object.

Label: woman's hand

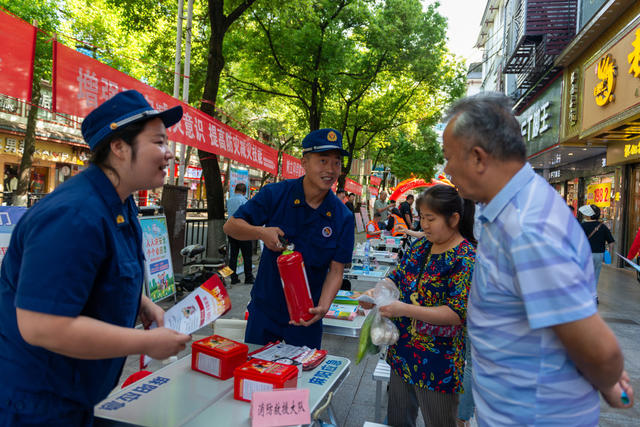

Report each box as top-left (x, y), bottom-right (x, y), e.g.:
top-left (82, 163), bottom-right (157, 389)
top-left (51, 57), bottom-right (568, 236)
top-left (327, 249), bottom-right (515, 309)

top-left (378, 301), bottom-right (407, 318)
top-left (139, 295), bottom-right (164, 328)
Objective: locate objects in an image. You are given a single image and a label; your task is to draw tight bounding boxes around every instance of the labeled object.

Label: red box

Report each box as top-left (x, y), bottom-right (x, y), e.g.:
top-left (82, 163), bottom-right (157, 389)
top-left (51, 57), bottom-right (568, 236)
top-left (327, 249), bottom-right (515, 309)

top-left (233, 359), bottom-right (299, 402)
top-left (191, 335), bottom-right (249, 380)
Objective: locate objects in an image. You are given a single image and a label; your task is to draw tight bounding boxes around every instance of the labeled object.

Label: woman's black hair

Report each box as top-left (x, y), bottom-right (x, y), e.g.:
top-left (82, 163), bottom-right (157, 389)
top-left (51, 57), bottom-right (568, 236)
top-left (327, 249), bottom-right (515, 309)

top-left (590, 204), bottom-right (601, 221)
top-left (417, 185), bottom-right (477, 246)
top-left (89, 119), bottom-right (151, 182)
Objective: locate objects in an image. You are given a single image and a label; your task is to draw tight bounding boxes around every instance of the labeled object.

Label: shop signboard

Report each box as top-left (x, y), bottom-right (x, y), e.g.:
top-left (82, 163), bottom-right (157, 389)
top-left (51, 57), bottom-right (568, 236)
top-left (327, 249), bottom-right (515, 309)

top-left (586, 182), bottom-right (612, 208)
top-left (229, 166), bottom-right (249, 197)
top-left (140, 215), bottom-right (175, 302)
top-left (517, 77), bottom-right (562, 157)
top-left (582, 20), bottom-right (640, 136)
top-left (606, 140), bottom-right (640, 165)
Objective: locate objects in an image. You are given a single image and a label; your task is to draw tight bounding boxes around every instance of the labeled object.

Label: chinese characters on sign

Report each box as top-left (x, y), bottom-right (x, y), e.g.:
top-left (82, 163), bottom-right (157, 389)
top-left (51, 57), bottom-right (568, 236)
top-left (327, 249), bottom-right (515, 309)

top-left (98, 376), bottom-right (170, 412)
top-left (307, 359), bottom-right (342, 386)
top-left (586, 182), bottom-right (611, 208)
top-left (251, 388), bottom-right (310, 427)
top-left (520, 101), bottom-right (551, 142)
top-left (628, 28), bottom-right (640, 78)
top-left (140, 216), bottom-right (175, 302)
top-left (569, 70), bottom-right (579, 126)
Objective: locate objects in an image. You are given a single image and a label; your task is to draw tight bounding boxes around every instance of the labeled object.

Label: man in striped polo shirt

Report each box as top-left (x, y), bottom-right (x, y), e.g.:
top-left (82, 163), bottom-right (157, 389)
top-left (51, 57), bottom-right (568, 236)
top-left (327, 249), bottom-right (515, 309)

top-left (442, 93), bottom-right (634, 425)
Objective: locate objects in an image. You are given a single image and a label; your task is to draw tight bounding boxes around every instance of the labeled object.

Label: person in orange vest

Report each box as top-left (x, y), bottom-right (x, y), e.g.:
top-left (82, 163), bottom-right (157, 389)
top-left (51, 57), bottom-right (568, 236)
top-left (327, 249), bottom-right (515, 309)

top-left (366, 212), bottom-right (384, 239)
top-left (388, 208), bottom-right (408, 236)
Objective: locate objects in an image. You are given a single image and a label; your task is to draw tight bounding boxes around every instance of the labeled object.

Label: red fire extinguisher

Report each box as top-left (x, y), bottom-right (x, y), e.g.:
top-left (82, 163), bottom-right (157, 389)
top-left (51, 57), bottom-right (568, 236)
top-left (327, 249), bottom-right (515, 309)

top-left (276, 239), bottom-right (314, 322)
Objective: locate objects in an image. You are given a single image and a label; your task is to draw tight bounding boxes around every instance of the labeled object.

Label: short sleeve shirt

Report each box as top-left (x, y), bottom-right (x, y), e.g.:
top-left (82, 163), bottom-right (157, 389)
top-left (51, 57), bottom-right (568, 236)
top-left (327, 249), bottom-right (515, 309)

top-left (233, 177), bottom-right (355, 322)
top-left (399, 201), bottom-right (412, 223)
top-left (470, 163), bottom-right (599, 425)
top-left (374, 199), bottom-right (389, 221)
top-left (0, 165), bottom-right (144, 411)
top-left (386, 238), bottom-right (475, 394)
top-left (580, 221), bottom-right (614, 253)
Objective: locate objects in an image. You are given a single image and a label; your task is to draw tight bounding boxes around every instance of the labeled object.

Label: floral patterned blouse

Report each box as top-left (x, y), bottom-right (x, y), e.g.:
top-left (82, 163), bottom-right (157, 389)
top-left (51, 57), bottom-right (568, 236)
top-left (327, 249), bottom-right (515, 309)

top-left (386, 237), bottom-right (475, 394)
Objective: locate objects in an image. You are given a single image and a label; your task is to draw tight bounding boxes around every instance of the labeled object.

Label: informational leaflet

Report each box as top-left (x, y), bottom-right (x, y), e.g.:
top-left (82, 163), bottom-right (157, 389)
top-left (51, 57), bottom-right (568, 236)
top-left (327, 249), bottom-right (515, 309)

top-left (143, 275), bottom-right (231, 366)
top-left (160, 275), bottom-right (232, 335)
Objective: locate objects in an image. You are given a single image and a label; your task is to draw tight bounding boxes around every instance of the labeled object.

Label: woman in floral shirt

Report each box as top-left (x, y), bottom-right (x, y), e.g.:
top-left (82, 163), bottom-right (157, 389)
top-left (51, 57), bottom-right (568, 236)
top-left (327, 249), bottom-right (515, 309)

top-left (364, 185), bottom-right (476, 426)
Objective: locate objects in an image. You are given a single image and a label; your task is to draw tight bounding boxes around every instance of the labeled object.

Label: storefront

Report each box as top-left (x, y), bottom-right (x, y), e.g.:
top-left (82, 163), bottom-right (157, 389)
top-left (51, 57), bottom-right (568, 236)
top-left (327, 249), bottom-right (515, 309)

top-left (0, 133), bottom-right (89, 204)
top-left (557, 2), bottom-right (640, 258)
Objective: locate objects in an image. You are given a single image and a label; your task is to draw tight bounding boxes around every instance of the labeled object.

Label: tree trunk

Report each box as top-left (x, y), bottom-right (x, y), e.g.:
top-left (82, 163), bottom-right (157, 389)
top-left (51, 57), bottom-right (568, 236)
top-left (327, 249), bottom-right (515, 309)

top-left (15, 81), bottom-right (41, 207)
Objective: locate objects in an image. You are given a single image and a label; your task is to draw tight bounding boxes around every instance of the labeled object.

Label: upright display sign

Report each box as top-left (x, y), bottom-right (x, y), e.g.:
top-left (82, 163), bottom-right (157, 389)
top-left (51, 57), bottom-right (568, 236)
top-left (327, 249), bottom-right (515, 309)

top-left (229, 166), bottom-right (249, 197)
top-left (140, 216), bottom-right (175, 302)
top-left (0, 207), bottom-right (27, 270)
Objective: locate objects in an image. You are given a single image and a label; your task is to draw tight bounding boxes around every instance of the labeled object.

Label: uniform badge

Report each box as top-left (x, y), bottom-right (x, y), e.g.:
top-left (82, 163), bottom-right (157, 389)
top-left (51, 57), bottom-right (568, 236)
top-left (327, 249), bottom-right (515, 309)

top-left (294, 199), bottom-right (300, 205)
top-left (326, 211), bottom-right (332, 217)
top-left (322, 226), bottom-right (332, 237)
top-left (116, 214), bottom-right (125, 224)
top-left (327, 131), bottom-right (337, 142)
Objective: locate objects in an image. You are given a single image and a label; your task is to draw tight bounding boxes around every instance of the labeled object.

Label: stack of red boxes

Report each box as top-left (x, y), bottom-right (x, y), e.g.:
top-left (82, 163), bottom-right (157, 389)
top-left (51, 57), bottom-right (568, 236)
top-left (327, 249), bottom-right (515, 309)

top-left (233, 359), bottom-right (299, 402)
top-left (191, 335), bottom-right (249, 380)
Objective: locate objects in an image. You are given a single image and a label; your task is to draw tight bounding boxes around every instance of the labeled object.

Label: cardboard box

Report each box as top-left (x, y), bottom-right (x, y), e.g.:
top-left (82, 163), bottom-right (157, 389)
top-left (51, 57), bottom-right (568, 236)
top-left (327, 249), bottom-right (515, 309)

top-left (191, 335), bottom-right (248, 380)
top-left (233, 360), bottom-right (299, 402)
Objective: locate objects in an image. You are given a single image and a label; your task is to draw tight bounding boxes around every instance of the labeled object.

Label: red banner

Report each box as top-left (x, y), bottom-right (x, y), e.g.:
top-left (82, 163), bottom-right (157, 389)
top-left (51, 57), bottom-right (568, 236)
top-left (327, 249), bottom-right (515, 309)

top-left (370, 175), bottom-right (382, 186)
top-left (52, 42), bottom-right (278, 175)
top-left (0, 11), bottom-right (36, 101)
top-left (281, 152), bottom-right (304, 179)
top-left (369, 186), bottom-right (378, 196)
top-left (344, 178), bottom-right (363, 196)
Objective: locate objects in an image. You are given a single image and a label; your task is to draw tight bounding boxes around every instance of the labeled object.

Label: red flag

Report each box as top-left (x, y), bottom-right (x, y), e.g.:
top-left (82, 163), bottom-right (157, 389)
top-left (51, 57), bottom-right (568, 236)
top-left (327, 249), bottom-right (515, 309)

top-left (52, 41), bottom-right (279, 175)
top-left (0, 11), bottom-right (37, 101)
top-left (281, 152), bottom-right (304, 179)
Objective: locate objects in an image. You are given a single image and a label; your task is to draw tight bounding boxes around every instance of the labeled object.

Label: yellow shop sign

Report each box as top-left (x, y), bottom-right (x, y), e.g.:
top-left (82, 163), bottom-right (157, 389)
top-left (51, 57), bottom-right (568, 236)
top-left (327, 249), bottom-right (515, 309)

top-left (586, 182), bottom-right (612, 208)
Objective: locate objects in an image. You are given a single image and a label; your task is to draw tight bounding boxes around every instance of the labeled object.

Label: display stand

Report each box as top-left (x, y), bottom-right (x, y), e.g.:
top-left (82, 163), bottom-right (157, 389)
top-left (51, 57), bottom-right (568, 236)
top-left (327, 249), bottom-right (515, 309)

top-left (140, 215), bottom-right (176, 303)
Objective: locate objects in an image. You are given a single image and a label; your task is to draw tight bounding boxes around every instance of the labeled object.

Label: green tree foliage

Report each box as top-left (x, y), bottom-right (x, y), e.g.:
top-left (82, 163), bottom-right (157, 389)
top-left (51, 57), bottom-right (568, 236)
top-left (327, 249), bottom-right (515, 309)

top-left (226, 0), bottom-right (465, 186)
top-left (387, 123), bottom-right (443, 181)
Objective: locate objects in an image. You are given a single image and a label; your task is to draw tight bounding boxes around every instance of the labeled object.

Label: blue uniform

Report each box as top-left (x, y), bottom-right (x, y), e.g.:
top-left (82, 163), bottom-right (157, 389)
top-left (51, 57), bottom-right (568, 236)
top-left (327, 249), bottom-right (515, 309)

top-left (0, 164), bottom-right (144, 425)
top-left (234, 177), bottom-right (354, 348)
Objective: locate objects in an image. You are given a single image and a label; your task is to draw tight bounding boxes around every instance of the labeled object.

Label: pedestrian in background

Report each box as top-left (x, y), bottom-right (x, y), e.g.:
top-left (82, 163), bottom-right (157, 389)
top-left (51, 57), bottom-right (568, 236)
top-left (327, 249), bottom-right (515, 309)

top-left (336, 188), bottom-right (347, 204)
top-left (374, 190), bottom-right (392, 222)
top-left (0, 90), bottom-right (191, 425)
top-left (399, 193), bottom-right (414, 231)
top-left (345, 192), bottom-right (356, 213)
top-left (579, 204), bottom-right (614, 296)
top-left (361, 185), bottom-right (476, 426)
top-left (227, 182), bottom-right (255, 285)
top-left (442, 92), bottom-right (633, 425)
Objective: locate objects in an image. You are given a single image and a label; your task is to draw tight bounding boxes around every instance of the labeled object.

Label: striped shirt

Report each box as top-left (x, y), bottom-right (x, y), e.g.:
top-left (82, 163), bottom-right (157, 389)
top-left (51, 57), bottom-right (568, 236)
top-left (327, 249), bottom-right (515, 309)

top-left (469, 163), bottom-right (599, 426)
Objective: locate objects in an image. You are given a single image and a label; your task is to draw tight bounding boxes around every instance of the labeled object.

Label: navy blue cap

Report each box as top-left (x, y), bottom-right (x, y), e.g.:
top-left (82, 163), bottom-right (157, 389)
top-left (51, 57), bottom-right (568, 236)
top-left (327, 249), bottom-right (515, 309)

top-left (301, 128), bottom-right (348, 156)
top-left (81, 90), bottom-right (183, 150)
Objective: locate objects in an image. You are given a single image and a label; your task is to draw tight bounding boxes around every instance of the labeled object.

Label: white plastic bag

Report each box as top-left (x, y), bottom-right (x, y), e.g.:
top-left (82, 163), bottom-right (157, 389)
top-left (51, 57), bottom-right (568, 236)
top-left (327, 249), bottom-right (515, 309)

top-left (369, 280), bottom-right (400, 346)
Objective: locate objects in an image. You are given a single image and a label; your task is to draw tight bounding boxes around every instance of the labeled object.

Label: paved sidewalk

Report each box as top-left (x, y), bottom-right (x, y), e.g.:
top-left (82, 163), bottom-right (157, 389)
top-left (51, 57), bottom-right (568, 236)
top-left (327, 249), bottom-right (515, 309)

top-left (118, 249), bottom-right (640, 426)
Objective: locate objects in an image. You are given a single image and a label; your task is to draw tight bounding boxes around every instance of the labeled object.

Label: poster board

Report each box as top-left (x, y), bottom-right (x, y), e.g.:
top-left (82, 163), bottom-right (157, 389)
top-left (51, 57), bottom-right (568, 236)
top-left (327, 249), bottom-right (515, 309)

top-left (140, 215), bottom-right (176, 302)
top-left (229, 166), bottom-right (250, 198)
top-left (0, 207), bottom-right (27, 271)
top-left (360, 206), bottom-right (370, 224)
top-left (354, 212), bottom-right (364, 233)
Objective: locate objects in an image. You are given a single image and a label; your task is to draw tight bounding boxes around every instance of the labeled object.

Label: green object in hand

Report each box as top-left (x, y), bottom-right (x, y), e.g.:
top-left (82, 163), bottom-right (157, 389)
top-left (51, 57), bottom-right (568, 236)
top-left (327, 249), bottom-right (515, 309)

top-left (356, 309), bottom-right (379, 364)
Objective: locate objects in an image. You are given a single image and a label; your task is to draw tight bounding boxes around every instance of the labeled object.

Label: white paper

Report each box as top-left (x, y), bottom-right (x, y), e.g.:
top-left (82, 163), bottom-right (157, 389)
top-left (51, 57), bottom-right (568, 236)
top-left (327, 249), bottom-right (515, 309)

top-left (250, 343), bottom-right (309, 361)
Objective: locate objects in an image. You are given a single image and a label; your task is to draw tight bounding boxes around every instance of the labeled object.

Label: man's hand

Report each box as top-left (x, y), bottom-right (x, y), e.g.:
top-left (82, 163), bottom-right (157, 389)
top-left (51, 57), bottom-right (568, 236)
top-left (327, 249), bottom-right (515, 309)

top-left (260, 227), bottom-right (285, 252)
top-left (601, 370), bottom-right (634, 409)
top-left (289, 305), bottom-right (329, 327)
top-left (144, 328), bottom-right (191, 359)
top-left (139, 295), bottom-right (164, 328)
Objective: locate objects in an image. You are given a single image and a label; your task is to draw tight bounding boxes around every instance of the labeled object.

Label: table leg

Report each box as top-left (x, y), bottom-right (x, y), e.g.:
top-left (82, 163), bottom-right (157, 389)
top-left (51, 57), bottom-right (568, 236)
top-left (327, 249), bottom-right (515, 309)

top-left (375, 380), bottom-right (382, 422)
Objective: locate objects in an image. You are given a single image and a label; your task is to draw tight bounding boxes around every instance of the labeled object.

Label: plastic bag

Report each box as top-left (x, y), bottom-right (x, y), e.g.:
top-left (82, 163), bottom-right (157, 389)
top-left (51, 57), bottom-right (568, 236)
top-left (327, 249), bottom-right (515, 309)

top-left (369, 280), bottom-right (400, 346)
top-left (356, 309), bottom-right (379, 364)
top-left (604, 249), bottom-right (612, 265)
top-left (355, 281), bottom-right (400, 364)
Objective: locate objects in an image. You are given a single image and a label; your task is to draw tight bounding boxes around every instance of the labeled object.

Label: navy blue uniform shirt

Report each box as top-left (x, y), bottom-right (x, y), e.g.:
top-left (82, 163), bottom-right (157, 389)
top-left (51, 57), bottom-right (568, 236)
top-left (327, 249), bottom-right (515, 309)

top-left (233, 177), bottom-right (354, 345)
top-left (0, 164), bottom-right (144, 417)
